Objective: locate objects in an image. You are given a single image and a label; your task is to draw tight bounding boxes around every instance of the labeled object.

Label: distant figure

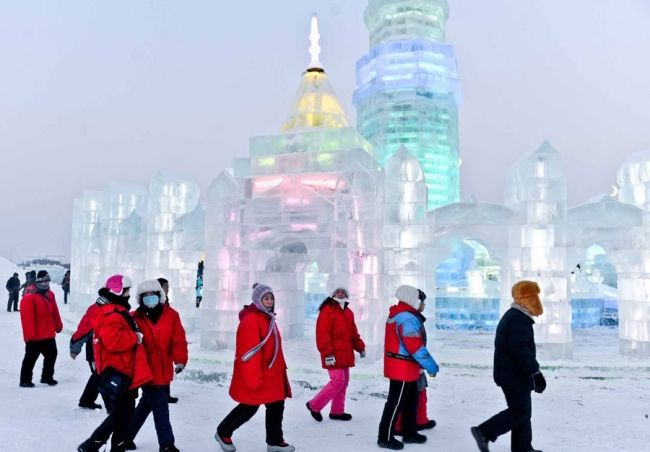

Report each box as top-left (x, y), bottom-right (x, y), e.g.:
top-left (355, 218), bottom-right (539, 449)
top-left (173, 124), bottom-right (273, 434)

top-left (20, 270), bottom-right (36, 297)
top-left (471, 280), bottom-right (546, 452)
top-left (61, 270), bottom-right (71, 304)
top-left (19, 270), bottom-right (63, 387)
top-left (6, 272), bottom-right (21, 312)
top-left (195, 275), bottom-right (203, 308)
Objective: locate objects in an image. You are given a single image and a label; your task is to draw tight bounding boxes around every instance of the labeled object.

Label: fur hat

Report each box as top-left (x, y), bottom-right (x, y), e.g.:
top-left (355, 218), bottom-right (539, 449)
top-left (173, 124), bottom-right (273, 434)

top-left (36, 270), bottom-right (50, 282)
top-left (395, 284), bottom-right (421, 309)
top-left (136, 279), bottom-right (167, 304)
top-left (512, 280), bottom-right (543, 316)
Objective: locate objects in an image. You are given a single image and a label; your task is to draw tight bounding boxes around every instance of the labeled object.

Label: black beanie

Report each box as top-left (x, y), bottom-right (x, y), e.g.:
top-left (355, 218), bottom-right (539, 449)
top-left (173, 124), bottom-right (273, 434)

top-left (36, 270), bottom-right (50, 282)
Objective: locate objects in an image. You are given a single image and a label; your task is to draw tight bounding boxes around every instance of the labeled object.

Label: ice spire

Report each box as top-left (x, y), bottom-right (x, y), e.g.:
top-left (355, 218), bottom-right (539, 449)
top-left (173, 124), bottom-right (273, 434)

top-left (308, 13), bottom-right (323, 70)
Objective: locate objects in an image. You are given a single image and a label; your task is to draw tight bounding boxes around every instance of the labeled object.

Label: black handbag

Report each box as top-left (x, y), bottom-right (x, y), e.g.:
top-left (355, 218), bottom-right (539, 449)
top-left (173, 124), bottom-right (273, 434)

top-left (98, 366), bottom-right (132, 400)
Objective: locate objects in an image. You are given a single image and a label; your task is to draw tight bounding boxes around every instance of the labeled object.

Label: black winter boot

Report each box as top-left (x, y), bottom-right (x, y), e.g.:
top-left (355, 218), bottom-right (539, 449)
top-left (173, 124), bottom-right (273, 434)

top-left (78, 439), bottom-right (104, 452)
top-left (377, 437), bottom-right (404, 450)
top-left (402, 432), bottom-right (427, 444)
top-left (470, 426), bottom-right (490, 452)
top-left (160, 446), bottom-right (180, 452)
top-left (417, 419), bottom-right (436, 430)
top-left (329, 413), bottom-right (352, 421)
top-left (123, 440), bottom-right (136, 450)
top-left (306, 401), bottom-right (322, 422)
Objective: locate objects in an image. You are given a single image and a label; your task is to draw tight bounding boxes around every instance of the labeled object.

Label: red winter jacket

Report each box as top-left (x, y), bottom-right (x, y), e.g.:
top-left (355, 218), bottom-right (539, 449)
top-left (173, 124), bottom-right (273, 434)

top-left (315, 298), bottom-right (365, 369)
top-left (229, 305), bottom-right (292, 405)
top-left (70, 302), bottom-right (102, 362)
top-left (20, 290), bottom-right (63, 342)
top-left (132, 304), bottom-right (188, 386)
top-left (93, 304), bottom-right (153, 390)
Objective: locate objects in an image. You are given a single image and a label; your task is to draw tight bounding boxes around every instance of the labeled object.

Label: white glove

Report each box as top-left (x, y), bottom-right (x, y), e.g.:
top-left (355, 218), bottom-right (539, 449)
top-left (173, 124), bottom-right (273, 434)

top-left (359, 350), bottom-right (366, 358)
top-left (135, 332), bottom-right (144, 344)
top-left (175, 364), bottom-right (185, 374)
top-left (325, 355), bottom-right (336, 366)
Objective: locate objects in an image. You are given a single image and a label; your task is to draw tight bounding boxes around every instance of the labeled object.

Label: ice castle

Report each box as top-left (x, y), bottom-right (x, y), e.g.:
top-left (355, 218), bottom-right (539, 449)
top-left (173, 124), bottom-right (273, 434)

top-left (70, 1), bottom-right (650, 359)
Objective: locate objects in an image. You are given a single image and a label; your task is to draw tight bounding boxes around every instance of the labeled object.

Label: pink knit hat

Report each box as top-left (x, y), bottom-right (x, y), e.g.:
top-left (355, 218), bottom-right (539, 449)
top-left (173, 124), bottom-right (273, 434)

top-left (105, 274), bottom-right (133, 296)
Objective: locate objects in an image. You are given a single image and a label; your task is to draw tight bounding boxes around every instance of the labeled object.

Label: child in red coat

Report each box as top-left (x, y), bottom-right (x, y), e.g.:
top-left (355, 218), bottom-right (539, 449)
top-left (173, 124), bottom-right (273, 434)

top-left (306, 287), bottom-right (365, 422)
top-left (215, 284), bottom-right (294, 452)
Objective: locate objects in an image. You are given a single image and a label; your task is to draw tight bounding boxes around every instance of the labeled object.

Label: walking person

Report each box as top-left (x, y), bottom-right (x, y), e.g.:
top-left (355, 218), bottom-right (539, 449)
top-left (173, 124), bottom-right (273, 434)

top-left (123, 279), bottom-right (188, 452)
top-left (306, 286), bottom-right (365, 422)
top-left (6, 272), bottom-right (20, 312)
top-left (61, 270), bottom-right (71, 304)
top-left (20, 270), bottom-right (36, 297)
top-left (77, 275), bottom-right (153, 452)
top-left (215, 283), bottom-right (295, 452)
top-left (19, 270), bottom-right (63, 387)
top-left (377, 285), bottom-right (439, 450)
top-left (156, 277), bottom-right (181, 404)
top-left (70, 275), bottom-right (133, 410)
top-left (471, 280), bottom-right (546, 452)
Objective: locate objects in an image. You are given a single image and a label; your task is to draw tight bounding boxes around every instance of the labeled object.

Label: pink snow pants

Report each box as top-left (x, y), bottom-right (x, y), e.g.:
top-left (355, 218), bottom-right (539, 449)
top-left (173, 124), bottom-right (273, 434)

top-left (308, 368), bottom-right (350, 415)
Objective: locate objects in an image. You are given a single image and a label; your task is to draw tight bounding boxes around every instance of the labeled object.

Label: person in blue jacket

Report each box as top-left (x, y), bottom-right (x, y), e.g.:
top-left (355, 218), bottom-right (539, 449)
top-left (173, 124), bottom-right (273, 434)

top-left (377, 285), bottom-right (439, 450)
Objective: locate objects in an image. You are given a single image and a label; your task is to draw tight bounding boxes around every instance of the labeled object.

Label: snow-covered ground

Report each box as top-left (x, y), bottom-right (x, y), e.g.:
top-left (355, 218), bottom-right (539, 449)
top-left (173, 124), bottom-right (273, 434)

top-left (1, 259), bottom-right (648, 451)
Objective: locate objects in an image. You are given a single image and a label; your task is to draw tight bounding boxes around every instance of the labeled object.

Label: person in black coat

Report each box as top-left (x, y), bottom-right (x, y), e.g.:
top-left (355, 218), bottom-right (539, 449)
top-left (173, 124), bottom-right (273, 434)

top-left (471, 280), bottom-right (547, 452)
top-left (6, 273), bottom-right (21, 312)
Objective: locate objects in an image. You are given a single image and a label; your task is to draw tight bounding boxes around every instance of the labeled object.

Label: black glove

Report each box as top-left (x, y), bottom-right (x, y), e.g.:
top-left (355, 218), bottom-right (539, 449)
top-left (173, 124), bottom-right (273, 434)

top-left (532, 371), bottom-right (546, 393)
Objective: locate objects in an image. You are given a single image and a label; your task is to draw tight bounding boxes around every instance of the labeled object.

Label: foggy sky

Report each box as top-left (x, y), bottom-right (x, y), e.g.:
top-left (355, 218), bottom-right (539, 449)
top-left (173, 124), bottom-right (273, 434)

top-left (1, 0), bottom-right (649, 262)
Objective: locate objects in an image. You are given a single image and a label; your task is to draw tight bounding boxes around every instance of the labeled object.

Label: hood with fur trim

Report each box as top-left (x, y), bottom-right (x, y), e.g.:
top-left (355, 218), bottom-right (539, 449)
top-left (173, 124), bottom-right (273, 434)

top-left (135, 279), bottom-right (167, 305)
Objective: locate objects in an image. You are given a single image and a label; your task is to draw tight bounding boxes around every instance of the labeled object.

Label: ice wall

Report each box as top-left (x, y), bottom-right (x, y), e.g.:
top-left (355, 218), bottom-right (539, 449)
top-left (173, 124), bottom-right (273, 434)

top-left (145, 172), bottom-right (201, 321)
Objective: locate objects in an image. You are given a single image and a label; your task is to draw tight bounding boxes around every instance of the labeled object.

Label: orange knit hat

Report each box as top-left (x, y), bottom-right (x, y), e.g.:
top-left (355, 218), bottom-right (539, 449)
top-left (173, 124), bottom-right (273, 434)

top-left (511, 280), bottom-right (543, 316)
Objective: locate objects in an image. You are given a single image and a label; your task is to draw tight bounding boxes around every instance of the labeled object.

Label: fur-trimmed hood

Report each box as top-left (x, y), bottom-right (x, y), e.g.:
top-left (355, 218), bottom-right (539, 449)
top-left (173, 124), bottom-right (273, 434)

top-left (135, 279), bottom-right (167, 304)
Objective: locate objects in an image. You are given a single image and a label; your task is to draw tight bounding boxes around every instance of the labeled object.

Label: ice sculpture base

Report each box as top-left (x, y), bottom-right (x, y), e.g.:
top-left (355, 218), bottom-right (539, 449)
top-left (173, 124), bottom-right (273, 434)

top-left (537, 342), bottom-right (573, 360)
top-left (620, 339), bottom-right (650, 358)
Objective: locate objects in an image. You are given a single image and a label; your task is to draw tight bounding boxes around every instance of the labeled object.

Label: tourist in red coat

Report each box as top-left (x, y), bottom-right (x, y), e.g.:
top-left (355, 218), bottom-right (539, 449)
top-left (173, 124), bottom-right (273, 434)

top-left (306, 287), bottom-right (365, 422)
top-left (125, 279), bottom-right (188, 452)
top-left (70, 278), bottom-right (134, 410)
top-left (78, 275), bottom-right (153, 452)
top-left (19, 270), bottom-right (63, 387)
top-left (215, 283), bottom-right (294, 452)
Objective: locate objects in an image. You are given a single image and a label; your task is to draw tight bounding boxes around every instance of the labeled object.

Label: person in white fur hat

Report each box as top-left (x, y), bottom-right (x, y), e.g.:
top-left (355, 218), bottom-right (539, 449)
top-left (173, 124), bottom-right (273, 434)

top-left (377, 285), bottom-right (439, 450)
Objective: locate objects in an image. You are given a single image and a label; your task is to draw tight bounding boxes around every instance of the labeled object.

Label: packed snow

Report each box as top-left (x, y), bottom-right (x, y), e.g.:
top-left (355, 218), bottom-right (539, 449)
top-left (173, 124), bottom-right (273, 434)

top-left (1, 261), bottom-right (648, 452)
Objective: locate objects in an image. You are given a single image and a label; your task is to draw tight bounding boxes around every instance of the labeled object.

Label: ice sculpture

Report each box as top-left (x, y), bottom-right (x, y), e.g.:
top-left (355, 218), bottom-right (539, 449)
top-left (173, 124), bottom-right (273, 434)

top-left (200, 15), bottom-right (385, 355)
top-left (354, 0), bottom-right (461, 210)
top-left (506, 142), bottom-right (571, 359)
top-left (145, 172), bottom-right (202, 323)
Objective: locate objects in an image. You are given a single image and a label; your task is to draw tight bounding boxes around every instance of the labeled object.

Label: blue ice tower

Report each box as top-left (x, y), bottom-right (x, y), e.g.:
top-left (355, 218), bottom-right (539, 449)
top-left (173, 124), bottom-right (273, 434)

top-left (354, 0), bottom-right (462, 210)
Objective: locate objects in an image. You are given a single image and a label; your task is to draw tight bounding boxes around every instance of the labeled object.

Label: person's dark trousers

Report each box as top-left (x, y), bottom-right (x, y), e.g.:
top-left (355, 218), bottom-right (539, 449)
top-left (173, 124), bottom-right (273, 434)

top-left (84, 389), bottom-right (137, 448)
top-left (64, 290), bottom-right (69, 304)
top-left (7, 291), bottom-right (19, 311)
top-left (377, 379), bottom-right (419, 442)
top-left (19, 338), bottom-right (57, 384)
top-left (79, 362), bottom-right (101, 406)
top-left (217, 400), bottom-right (286, 445)
top-left (479, 388), bottom-right (533, 452)
top-left (127, 385), bottom-right (175, 448)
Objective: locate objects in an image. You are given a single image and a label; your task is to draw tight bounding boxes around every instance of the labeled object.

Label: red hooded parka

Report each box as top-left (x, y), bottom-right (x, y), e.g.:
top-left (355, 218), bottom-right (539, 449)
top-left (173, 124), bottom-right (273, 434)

top-left (315, 298), bottom-right (365, 369)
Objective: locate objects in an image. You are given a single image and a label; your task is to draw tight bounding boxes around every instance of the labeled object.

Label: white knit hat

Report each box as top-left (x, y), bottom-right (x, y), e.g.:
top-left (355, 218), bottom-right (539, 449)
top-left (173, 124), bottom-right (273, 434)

top-left (395, 284), bottom-right (421, 309)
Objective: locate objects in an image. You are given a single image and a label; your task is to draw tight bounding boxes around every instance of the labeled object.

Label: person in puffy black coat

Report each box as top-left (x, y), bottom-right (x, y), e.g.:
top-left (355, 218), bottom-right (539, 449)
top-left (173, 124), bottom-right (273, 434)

top-left (471, 280), bottom-right (547, 452)
top-left (6, 273), bottom-right (20, 312)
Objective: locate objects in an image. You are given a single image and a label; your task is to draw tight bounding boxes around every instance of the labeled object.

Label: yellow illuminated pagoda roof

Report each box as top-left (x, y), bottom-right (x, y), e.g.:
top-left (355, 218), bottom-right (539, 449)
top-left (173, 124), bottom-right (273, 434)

top-left (281, 14), bottom-right (349, 132)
